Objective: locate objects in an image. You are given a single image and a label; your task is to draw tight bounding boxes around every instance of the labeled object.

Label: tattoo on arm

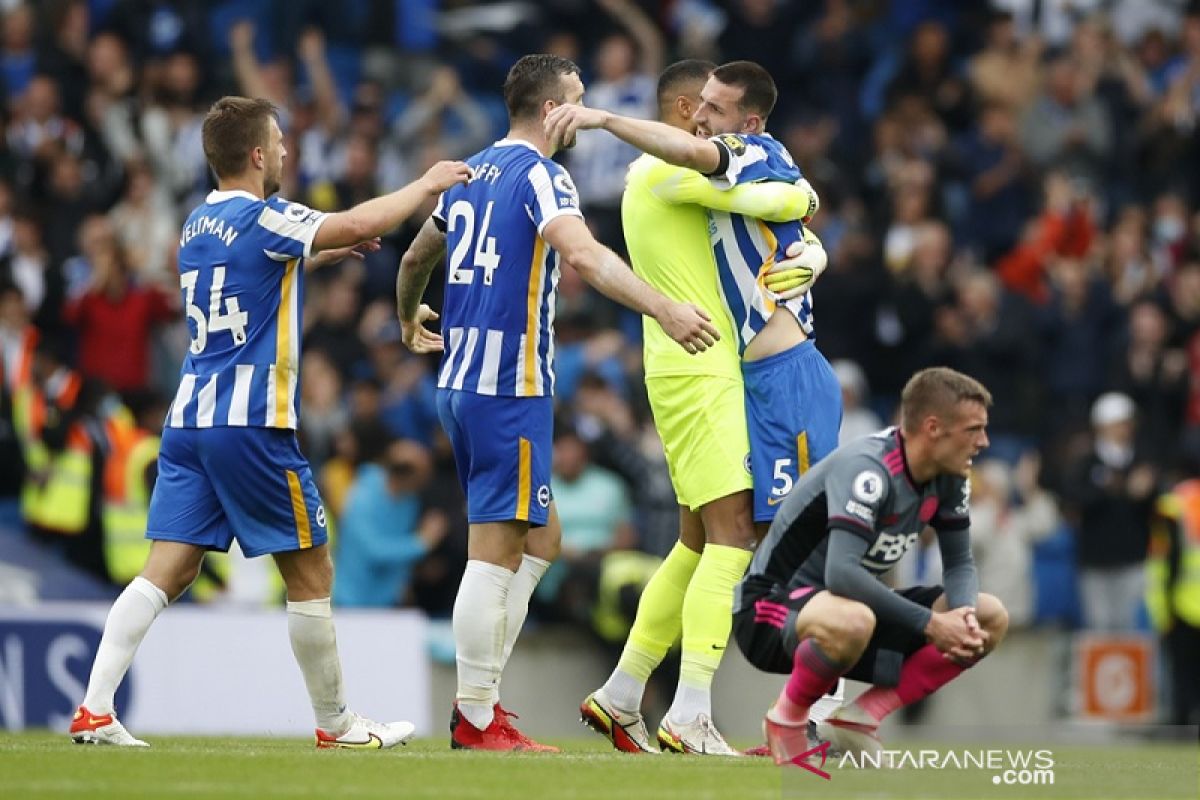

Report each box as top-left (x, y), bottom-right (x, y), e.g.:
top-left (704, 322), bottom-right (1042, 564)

top-left (396, 218), bottom-right (446, 319)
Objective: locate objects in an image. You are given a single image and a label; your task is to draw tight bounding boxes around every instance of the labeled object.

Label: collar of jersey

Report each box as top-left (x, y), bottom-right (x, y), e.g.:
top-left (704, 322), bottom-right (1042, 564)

top-left (494, 138), bottom-right (540, 154)
top-left (206, 189), bottom-right (261, 204)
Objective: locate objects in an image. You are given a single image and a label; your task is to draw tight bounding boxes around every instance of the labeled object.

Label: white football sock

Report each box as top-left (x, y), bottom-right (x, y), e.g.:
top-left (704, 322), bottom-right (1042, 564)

top-left (286, 597), bottom-right (352, 734)
top-left (808, 678), bottom-right (846, 725)
top-left (498, 554), bottom-right (549, 671)
top-left (82, 576), bottom-right (168, 716)
top-left (667, 681), bottom-right (711, 726)
top-left (600, 668), bottom-right (647, 714)
top-left (453, 560), bottom-right (514, 730)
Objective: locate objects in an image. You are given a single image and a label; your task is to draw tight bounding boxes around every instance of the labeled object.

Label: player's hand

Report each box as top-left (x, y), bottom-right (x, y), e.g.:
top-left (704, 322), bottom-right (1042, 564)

top-left (764, 240), bottom-right (827, 300)
top-left (307, 237), bottom-right (381, 270)
top-left (544, 103), bottom-right (608, 151)
top-left (400, 303), bottom-right (444, 354)
top-left (419, 161), bottom-right (472, 194)
top-left (924, 607), bottom-right (985, 662)
top-left (658, 301), bottom-right (720, 354)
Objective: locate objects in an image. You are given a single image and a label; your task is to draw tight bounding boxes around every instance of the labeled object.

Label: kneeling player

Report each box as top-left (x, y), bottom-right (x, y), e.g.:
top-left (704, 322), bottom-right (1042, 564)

top-left (733, 367), bottom-right (1009, 764)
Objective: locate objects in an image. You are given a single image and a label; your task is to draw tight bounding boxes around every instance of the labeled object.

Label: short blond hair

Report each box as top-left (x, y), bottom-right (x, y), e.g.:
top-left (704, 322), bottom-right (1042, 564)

top-left (900, 367), bottom-right (992, 433)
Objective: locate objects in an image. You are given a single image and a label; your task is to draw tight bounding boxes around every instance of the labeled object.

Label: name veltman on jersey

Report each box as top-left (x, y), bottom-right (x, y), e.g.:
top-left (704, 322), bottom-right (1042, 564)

top-left (432, 139), bottom-right (582, 526)
top-left (706, 133), bottom-right (813, 352)
top-left (146, 189), bottom-right (330, 558)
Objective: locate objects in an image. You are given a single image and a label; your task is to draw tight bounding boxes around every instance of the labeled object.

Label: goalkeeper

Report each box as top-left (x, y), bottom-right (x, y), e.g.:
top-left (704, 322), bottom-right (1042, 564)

top-left (551, 60), bottom-right (842, 755)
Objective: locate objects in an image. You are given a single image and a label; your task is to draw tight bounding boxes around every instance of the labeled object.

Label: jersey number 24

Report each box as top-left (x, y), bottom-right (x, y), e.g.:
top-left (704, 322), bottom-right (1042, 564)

top-left (446, 200), bottom-right (500, 286)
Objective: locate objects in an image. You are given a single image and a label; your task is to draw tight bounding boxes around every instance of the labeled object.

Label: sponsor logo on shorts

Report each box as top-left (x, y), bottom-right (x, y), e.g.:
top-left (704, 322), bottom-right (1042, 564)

top-left (536, 485), bottom-right (551, 508)
top-left (743, 454), bottom-right (752, 474)
top-left (767, 495), bottom-right (785, 506)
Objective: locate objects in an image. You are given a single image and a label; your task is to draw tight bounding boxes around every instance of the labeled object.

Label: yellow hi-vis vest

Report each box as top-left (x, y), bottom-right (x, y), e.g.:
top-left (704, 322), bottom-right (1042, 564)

top-left (14, 375), bottom-right (92, 535)
top-left (591, 550), bottom-right (664, 644)
top-left (102, 432), bottom-right (160, 585)
top-left (1146, 479), bottom-right (1200, 630)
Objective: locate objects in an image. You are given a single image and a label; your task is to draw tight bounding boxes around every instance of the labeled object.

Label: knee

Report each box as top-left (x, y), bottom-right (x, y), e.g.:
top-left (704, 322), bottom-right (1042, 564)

top-left (838, 603), bottom-right (877, 645)
top-left (977, 594), bottom-right (1009, 646)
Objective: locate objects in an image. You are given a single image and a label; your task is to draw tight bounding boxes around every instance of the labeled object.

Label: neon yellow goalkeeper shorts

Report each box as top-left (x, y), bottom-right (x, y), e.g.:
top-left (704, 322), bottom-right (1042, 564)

top-left (646, 375), bottom-right (752, 511)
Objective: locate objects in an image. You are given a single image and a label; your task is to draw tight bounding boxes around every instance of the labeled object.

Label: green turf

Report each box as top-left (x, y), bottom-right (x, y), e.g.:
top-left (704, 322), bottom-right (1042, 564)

top-left (0, 733), bottom-right (1195, 800)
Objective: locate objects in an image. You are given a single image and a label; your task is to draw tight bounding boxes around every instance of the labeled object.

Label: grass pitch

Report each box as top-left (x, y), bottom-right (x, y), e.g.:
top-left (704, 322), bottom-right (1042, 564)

top-left (0, 732), bottom-right (1195, 800)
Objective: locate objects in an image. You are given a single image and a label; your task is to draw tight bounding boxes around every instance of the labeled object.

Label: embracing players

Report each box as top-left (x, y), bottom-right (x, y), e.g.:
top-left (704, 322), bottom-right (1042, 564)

top-left (548, 61), bottom-right (843, 754)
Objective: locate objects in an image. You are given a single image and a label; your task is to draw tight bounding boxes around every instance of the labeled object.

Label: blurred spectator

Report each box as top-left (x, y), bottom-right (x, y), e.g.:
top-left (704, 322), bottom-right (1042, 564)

top-left (2, 3), bottom-right (37, 101)
top-left (1, 213), bottom-right (63, 336)
top-left (1037, 257), bottom-right (1121, 440)
top-left (108, 160), bottom-right (178, 286)
top-left (1060, 392), bottom-right (1158, 630)
top-left (970, 455), bottom-right (1060, 628)
top-left (832, 359), bottom-right (882, 444)
top-left (1107, 298), bottom-right (1189, 463)
top-left (969, 9), bottom-right (1042, 113)
top-left (63, 240), bottom-right (173, 395)
top-left (885, 20), bottom-right (972, 133)
top-left (333, 436), bottom-right (446, 608)
top-left (950, 102), bottom-right (1032, 261)
top-left (538, 422), bottom-right (635, 620)
top-left (1020, 54), bottom-right (1113, 190)
top-left (564, 0), bottom-right (662, 252)
top-left (299, 348), bottom-right (348, 471)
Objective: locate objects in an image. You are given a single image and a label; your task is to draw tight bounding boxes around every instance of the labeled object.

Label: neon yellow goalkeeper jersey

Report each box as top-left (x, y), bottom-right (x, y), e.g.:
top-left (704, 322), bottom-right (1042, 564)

top-left (622, 154), bottom-right (737, 379)
top-left (621, 153), bottom-right (815, 380)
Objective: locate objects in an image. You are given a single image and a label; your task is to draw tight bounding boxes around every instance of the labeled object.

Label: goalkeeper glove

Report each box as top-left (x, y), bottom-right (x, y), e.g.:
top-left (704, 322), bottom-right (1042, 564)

top-left (763, 239), bottom-right (827, 300)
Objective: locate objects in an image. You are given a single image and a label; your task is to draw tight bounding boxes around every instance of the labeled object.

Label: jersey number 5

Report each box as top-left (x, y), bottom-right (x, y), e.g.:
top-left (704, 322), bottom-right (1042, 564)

top-left (446, 199), bottom-right (500, 286)
top-left (180, 267), bottom-right (249, 354)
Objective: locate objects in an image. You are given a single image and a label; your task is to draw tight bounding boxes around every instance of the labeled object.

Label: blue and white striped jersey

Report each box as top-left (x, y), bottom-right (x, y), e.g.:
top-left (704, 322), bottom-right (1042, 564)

top-left (167, 190), bottom-right (327, 430)
top-left (432, 139), bottom-right (584, 397)
top-left (705, 133), bottom-right (814, 354)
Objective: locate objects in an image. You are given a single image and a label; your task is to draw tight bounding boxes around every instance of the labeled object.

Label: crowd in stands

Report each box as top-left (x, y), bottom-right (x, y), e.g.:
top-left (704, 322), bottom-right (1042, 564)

top-left (2, 1), bottom-right (1200, 721)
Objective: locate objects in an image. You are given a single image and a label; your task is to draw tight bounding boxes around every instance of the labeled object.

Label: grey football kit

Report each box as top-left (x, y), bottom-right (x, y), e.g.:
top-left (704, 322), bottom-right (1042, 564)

top-left (733, 427), bottom-right (979, 684)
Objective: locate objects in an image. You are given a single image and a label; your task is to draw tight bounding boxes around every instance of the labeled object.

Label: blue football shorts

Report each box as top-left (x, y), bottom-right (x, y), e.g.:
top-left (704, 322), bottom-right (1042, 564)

top-left (146, 426), bottom-right (327, 557)
top-left (743, 340), bottom-right (843, 522)
top-left (436, 389), bottom-right (553, 526)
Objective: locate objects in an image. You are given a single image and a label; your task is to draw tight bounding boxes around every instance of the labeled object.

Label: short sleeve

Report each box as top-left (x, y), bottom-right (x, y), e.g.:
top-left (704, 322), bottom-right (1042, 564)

top-left (825, 456), bottom-right (891, 543)
top-left (256, 197), bottom-right (329, 260)
top-left (704, 134), bottom-right (798, 189)
top-left (431, 192), bottom-right (448, 232)
top-left (526, 159), bottom-right (584, 234)
top-left (932, 475), bottom-right (971, 532)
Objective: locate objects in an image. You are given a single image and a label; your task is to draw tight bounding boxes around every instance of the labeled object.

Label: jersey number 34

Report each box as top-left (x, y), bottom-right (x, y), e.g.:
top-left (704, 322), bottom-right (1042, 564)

top-left (180, 267), bottom-right (249, 354)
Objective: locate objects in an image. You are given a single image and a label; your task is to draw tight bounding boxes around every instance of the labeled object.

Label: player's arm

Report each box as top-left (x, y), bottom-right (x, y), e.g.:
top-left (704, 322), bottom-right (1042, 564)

top-left (824, 528), bottom-right (936, 634)
top-left (544, 104), bottom-right (722, 174)
top-left (543, 215), bottom-right (718, 354)
top-left (311, 161), bottom-right (470, 253)
top-left (825, 529), bottom-right (983, 659)
top-left (934, 527), bottom-right (979, 612)
top-left (646, 163), bottom-right (818, 222)
top-left (396, 217), bottom-right (448, 354)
